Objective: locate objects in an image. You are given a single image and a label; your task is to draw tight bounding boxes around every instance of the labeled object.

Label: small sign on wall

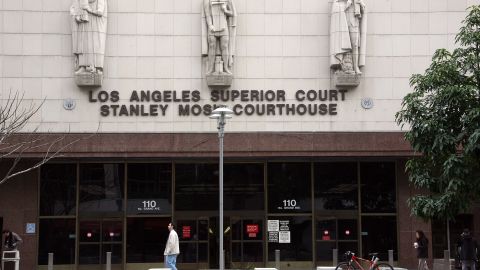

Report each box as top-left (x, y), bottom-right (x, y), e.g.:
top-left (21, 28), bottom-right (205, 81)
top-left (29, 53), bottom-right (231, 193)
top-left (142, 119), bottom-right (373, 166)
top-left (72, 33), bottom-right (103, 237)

top-left (246, 224), bottom-right (259, 238)
top-left (182, 226), bottom-right (191, 239)
top-left (26, 223), bottom-right (36, 234)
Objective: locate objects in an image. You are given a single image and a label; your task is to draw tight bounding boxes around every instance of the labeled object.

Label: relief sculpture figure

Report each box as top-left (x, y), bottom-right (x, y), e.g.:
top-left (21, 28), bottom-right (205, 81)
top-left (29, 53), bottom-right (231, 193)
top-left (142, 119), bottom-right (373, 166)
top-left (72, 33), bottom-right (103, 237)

top-left (330, 0), bottom-right (366, 75)
top-left (202, 0), bottom-right (237, 87)
top-left (70, 0), bottom-right (107, 86)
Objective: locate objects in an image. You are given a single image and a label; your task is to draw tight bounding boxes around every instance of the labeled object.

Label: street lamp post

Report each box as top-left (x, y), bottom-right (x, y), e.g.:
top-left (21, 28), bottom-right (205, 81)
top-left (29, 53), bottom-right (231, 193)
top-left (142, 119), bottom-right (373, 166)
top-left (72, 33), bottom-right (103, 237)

top-left (209, 106), bottom-right (233, 270)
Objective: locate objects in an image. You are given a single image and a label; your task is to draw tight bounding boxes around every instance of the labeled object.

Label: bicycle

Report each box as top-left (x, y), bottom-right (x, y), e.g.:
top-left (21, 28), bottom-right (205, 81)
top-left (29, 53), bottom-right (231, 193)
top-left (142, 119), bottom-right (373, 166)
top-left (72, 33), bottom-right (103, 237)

top-left (335, 251), bottom-right (394, 270)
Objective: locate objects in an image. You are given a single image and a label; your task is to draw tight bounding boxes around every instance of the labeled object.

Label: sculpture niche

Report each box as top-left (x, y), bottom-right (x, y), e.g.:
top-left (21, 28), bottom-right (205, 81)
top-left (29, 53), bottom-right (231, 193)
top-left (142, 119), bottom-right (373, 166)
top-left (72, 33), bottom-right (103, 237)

top-left (330, 0), bottom-right (367, 87)
top-left (201, 0), bottom-right (237, 88)
top-left (70, 0), bottom-right (107, 87)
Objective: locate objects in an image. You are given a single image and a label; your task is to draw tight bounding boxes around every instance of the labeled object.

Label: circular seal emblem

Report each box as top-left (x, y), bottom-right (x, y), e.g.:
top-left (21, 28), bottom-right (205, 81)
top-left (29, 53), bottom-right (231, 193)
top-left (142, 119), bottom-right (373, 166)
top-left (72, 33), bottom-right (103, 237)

top-left (361, 97), bottom-right (374, 109)
top-left (63, 98), bottom-right (76, 110)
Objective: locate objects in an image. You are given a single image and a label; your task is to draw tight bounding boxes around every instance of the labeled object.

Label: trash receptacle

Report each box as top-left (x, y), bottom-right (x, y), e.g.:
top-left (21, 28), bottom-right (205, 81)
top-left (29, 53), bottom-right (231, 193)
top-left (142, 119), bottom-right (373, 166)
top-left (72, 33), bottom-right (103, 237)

top-left (2, 250), bottom-right (20, 270)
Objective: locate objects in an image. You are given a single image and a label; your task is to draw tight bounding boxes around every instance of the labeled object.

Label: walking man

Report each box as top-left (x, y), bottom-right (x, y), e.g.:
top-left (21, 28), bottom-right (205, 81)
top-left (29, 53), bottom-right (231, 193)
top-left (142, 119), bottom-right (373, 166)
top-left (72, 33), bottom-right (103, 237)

top-left (457, 229), bottom-right (478, 270)
top-left (164, 222), bottom-right (180, 270)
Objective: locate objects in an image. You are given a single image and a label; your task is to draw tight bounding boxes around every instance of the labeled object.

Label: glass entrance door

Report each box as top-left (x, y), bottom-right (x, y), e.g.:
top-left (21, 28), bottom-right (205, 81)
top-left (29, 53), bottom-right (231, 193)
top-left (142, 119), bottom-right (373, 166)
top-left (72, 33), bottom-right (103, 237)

top-left (176, 215), bottom-right (264, 269)
top-left (78, 219), bottom-right (123, 270)
top-left (208, 216), bottom-right (232, 269)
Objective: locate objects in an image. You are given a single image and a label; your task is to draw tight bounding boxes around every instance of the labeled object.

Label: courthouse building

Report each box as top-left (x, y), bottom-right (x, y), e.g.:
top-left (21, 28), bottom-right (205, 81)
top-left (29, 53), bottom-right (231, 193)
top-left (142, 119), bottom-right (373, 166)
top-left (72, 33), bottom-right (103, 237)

top-left (0, 0), bottom-right (479, 269)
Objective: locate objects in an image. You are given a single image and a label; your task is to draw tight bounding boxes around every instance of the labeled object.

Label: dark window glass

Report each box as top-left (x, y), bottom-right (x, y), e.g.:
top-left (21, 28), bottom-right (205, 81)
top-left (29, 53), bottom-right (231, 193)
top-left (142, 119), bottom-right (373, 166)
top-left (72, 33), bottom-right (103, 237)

top-left (175, 163), bottom-right (264, 211)
top-left (38, 219), bottom-right (76, 265)
top-left (177, 219), bottom-right (208, 263)
top-left (361, 216), bottom-right (397, 260)
top-left (224, 163), bottom-right (264, 210)
top-left (126, 217), bottom-right (170, 263)
top-left (232, 219), bottom-right (242, 241)
top-left (314, 162), bottom-right (358, 211)
top-left (40, 164), bottom-right (77, 216)
top-left (232, 219), bottom-right (264, 263)
top-left (198, 243), bottom-right (208, 262)
top-left (360, 162), bottom-right (396, 213)
top-left (267, 163), bottom-right (311, 213)
top-left (244, 242), bottom-right (263, 262)
top-left (178, 243), bottom-right (197, 263)
top-left (316, 218), bottom-right (336, 240)
top-left (79, 244), bottom-right (100, 264)
top-left (338, 219), bottom-right (357, 240)
top-left (127, 163), bottom-right (172, 215)
top-left (175, 163), bottom-right (218, 211)
top-left (102, 221), bottom-right (122, 242)
top-left (232, 242), bottom-right (242, 262)
top-left (268, 216), bottom-right (312, 261)
top-left (198, 219), bottom-right (208, 241)
top-left (79, 221), bottom-right (101, 242)
top-left (316, 242), bottom-right (336, 262)
top-left (79, 219), bottom-right (123, 265)
top-left (79, 164), bottom-right (125, 213)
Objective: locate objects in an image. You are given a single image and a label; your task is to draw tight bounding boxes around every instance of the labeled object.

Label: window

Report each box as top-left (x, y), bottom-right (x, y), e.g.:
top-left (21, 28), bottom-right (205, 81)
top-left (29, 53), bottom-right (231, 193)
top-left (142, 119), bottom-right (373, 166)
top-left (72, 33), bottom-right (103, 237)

top-left (40, 164), bottom-right (77, 216)
top-left (224, 163), bottom-right (264, 210)
top-left (79, 164), bottom-right (125, 213)
top-left (126, 217), bottom-right (171, 263)
top-left (78, 219), bottom-right (123, 265)
top-left (361, 216), bottom-right (397, 260)
top-left (360, 162), bottom-right (396, 213)
top-left (314, 162), bottom-right (358, 211)
top-left (127, 163), bottom-right (172, 215)
top-left (268, 216), bottom-right (312, 261)
top-left (38, 219), bottom-right (76, 265)
top-left (175, 163), bottom-right (219, 211)
top-left (175, 163), bottom-right (264, 211)
top-left (78, 220), bottom-right (123, 264)
top-left (315, 218), bottom-right (358, 263)
top-left (267, 163), bottom-right (311, 213)
top-left (231, 218), bottom-right (263, 263)
top-left (176, 219), bottom-right (209, 263)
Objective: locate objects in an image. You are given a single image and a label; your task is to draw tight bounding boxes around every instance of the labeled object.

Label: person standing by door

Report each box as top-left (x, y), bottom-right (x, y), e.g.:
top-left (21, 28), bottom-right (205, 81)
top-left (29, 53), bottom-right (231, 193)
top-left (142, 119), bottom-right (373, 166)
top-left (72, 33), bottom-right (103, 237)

top-left (164, 223), bottom-right (180, 270)
top-left (457, 228), bottom-right (478, 270)
top-left (414, 230), bottom-right (430, 270)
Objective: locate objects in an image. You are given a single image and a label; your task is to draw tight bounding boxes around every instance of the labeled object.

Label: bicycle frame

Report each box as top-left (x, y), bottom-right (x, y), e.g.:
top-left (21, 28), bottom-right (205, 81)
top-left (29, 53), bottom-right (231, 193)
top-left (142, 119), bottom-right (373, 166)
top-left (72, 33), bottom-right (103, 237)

top-left (348, 253), bottom-right (378, 270)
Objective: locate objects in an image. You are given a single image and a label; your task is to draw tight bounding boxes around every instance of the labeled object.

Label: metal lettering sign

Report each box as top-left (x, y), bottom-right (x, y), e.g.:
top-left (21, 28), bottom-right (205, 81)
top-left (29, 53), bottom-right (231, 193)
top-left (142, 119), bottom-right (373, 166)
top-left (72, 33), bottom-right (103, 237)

top-left (278, 199), bottom-right (300, 210)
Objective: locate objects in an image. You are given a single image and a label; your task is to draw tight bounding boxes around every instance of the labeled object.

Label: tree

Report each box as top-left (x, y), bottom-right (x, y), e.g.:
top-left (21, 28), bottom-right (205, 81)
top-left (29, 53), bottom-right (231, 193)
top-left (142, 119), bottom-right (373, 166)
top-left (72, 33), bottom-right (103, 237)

top-left (0, 91), bottom-right (81, 186)
top-left (395, 5), bottom-right (480, 221)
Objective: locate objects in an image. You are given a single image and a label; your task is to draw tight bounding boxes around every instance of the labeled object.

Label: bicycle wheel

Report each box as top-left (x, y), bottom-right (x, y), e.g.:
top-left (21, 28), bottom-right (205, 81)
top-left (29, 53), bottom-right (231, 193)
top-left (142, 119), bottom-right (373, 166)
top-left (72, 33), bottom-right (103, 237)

top-left (336, 262), bottom-right (355, 270)
top-left (374, 263), bottom-right (394, 270)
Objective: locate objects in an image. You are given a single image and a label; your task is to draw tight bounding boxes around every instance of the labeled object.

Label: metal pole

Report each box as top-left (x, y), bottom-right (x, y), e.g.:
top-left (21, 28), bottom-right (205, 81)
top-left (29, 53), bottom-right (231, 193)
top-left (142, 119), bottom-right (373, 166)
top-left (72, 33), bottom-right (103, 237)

top-left (218, 114), bottom-right (225, 270)
top-left (388, 250), bottom-right (393, 266)
top-left (106, 252), bottom-right (112, 270)
top-left (333, 249), bottom-right (338, 266)
top-left (444, 249), bottom-right (450, 270)
top-left (275, 249), bottom-right (280, 270)
top-left (48, 253), bottom-right (54, 270)
top-left (446, 220), bottom-right (451, 253)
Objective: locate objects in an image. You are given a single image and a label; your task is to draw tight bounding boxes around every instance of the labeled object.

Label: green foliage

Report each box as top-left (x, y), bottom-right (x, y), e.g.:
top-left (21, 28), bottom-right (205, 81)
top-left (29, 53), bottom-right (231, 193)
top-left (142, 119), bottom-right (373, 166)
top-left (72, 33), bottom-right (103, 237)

top-left (395, 5), bottom-right (480, 221)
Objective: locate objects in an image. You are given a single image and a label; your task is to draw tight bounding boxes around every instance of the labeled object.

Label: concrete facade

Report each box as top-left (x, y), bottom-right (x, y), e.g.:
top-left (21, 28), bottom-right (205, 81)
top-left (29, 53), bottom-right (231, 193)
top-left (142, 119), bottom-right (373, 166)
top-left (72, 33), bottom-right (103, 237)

top-left (0, 0), bottom-right (475, 133)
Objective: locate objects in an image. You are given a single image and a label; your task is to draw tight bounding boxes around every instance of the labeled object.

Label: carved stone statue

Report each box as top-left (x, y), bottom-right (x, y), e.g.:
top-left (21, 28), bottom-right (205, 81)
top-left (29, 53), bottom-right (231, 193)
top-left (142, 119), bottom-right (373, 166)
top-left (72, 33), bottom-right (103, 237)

top-left (201, 0), bottom-right (237, 87)
top-left (70, 0), bottom-right (107, 86)
top-left (330, 0), bottom-right (366, 86)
